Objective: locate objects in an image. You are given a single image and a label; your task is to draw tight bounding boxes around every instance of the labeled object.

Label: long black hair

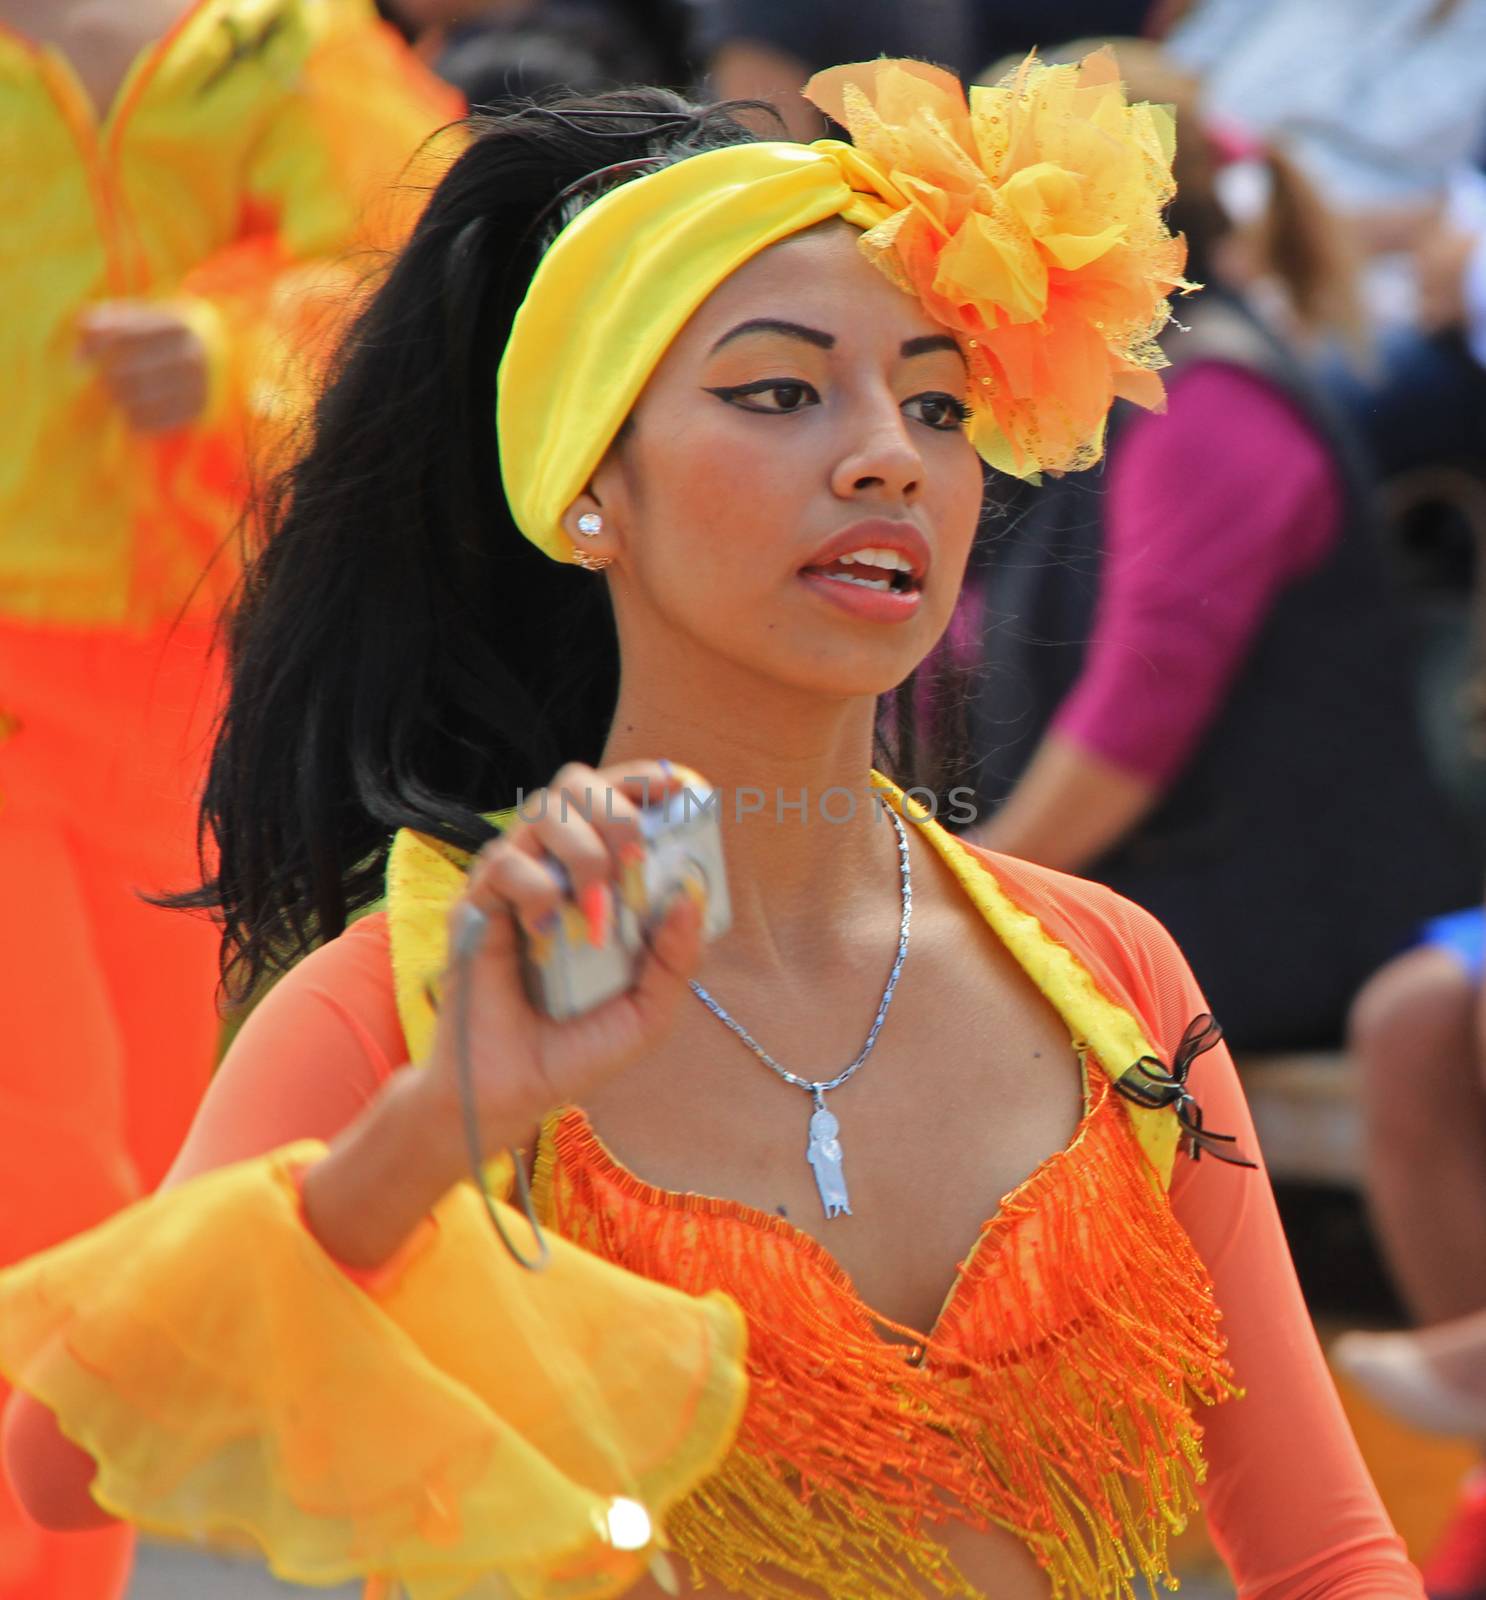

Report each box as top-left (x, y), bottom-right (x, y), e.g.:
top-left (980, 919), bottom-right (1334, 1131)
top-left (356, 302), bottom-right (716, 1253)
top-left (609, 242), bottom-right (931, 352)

top-left (182, 90), bottom-right (962, 998)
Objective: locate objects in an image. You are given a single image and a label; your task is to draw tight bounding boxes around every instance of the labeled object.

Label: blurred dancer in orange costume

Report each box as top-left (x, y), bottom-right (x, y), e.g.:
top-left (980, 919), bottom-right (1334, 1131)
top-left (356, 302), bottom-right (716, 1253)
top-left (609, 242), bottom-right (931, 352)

top-left (0, 3), bottom-right (460, 1594)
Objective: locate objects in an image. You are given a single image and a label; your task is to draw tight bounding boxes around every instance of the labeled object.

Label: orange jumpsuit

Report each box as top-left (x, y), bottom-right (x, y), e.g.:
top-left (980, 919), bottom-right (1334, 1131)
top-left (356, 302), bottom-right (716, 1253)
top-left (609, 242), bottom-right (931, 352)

top-left (0, 4), bottom-right (460, 1593)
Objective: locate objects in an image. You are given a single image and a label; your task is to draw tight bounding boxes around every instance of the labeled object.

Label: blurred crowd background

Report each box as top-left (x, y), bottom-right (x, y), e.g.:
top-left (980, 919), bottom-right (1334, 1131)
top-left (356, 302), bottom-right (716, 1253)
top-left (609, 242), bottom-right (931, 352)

top-left (6, 1), bottom-right (1486, 1596)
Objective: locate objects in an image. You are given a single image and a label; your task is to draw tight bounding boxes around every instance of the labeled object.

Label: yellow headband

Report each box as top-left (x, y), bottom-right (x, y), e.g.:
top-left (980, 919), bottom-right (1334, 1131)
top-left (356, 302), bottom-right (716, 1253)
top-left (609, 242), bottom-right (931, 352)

top-left (497, 51), bottom-right (1191, 564)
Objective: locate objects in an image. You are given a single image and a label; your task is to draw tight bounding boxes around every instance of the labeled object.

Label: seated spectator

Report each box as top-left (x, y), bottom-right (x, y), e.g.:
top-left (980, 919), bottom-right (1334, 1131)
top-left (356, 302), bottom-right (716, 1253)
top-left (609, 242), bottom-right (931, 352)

top-left (1336, 914), bottom-right (1486, 1600)
top-left (957, 43), bottom-right (1478, 1050)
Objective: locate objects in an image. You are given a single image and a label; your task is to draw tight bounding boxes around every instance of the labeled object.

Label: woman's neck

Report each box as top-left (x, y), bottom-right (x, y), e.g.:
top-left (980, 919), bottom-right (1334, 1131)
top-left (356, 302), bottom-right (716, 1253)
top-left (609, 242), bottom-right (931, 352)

top-left (601, 678), bottom-right (906, 984)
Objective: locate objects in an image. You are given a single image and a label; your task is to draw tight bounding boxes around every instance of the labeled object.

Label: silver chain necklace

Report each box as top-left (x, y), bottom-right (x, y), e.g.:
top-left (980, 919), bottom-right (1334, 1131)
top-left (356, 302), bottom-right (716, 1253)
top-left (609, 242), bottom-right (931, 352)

top-left (687, 797), bottom-right (912, 1220)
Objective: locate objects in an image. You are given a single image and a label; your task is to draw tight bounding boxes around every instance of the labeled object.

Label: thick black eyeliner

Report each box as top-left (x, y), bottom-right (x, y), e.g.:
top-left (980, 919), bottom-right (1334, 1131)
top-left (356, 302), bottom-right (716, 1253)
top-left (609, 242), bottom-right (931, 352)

top-left (703, 382), bottom-right (970, 429)
top-left (702, 379), bottom-right (820, 413)
top-left (907, 391), bottom-right (973, 430)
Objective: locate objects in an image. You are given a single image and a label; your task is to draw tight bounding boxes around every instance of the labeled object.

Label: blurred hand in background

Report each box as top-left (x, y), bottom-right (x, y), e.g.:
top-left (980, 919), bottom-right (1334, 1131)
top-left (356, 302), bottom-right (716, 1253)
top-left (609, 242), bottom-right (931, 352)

top-left (76, 302), bottom-right (210, 436)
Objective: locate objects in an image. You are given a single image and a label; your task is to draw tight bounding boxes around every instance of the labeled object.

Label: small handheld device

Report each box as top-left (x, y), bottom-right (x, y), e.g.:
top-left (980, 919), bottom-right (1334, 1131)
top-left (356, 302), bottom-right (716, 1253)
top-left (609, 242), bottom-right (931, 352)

top-left (516, 782), bottom-right (731, 1020)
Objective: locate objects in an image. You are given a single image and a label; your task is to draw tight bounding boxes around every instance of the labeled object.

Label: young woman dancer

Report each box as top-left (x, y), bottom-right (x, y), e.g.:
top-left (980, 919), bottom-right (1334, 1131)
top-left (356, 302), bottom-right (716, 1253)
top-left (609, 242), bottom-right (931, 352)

top-left (1, 50), bottom-right (1424, 1600)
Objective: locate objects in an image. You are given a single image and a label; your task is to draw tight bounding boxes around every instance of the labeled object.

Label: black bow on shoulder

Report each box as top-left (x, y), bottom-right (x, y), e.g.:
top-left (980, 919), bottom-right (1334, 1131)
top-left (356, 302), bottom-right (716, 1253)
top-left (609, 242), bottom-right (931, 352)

top-left (1113, 1013), bottom-right (1257, 1169)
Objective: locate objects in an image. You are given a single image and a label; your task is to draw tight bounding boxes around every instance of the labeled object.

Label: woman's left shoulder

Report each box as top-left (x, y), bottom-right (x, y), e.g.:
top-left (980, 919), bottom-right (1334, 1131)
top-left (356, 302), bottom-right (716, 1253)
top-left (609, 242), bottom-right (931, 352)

top-left (949, 838), bottom-right (1210, 1038)
top-left (955, 839), bottom-right (1180, 958)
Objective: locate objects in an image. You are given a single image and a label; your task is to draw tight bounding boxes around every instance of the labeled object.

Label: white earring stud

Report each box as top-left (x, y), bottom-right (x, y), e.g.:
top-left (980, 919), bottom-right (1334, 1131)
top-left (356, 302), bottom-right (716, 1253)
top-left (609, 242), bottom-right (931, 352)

top-left (576, 512), bottom-right (603, 537)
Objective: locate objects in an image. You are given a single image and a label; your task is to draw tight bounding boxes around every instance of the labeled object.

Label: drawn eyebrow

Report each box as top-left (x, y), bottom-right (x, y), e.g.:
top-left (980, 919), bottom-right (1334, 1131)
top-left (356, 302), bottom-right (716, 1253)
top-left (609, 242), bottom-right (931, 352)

top-left (709, 318), bottom-right (835, 353)
top-left (709, 321), bottom-right (965, 363)
top-left (900, 333), bottom-right (964, 360)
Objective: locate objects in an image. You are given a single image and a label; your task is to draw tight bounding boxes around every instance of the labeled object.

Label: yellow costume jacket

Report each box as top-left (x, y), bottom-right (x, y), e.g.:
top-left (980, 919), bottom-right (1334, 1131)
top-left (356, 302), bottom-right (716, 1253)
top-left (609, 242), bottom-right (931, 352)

top-left (0, 0), bottom-right (461, 628)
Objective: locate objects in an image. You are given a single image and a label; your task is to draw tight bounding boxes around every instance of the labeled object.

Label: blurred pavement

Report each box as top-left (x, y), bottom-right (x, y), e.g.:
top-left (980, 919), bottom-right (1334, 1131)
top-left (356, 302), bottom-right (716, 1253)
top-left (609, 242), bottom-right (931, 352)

top-left (124, 1542), bottom-right (1228, 1593)
top-left (125, 1541), bottom-right (1239, 1598)
top-left (127, 1544), bottom-right (358, 1597)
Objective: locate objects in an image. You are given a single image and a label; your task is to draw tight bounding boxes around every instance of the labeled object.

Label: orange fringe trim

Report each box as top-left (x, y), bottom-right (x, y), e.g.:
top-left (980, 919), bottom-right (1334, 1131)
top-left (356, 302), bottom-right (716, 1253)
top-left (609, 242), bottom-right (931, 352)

top-left (535, 1074), bottom-right (1238, 1600)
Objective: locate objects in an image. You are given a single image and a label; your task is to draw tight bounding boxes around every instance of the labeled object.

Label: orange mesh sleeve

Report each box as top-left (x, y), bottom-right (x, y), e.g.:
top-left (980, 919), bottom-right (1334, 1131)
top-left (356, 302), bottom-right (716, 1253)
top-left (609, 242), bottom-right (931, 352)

top-left (1164, 947), bottom-right (1424, 1597)
top-left (163, 913), bottom-right (404, 1184)
top-left (983, 854), bottom-right (1423, 1597)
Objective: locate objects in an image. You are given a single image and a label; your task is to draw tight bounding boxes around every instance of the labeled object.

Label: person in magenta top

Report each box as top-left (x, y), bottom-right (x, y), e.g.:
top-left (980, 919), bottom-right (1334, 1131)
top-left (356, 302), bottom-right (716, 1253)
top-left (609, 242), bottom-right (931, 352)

top-left (962, 43), bottom-right (1476, 1051)
top-left (1040, 359), bottom-right (1342, 793)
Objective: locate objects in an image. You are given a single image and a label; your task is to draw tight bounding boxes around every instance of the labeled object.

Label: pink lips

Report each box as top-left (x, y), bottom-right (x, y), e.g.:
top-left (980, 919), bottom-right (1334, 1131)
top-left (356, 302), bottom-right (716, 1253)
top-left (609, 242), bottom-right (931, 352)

top-left (800, 518), bottom-right (932, 584)
top-left (799, 569), bottom-right (924, 623)
top-left (797, 518), bottom-right (930, 624)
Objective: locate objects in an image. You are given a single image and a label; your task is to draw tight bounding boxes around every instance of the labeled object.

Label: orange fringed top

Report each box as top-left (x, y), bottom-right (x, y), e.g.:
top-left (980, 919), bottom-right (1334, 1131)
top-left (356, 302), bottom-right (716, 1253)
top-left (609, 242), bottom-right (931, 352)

top-left (2, 794), bottom-right (1424, 1599)
top-left (534, 1072), bottom-right (1231, 1600)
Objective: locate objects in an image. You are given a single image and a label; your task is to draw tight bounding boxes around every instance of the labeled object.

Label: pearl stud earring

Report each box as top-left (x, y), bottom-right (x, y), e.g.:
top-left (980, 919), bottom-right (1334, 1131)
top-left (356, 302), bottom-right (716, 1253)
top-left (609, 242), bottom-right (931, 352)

top-left (576, 512), bottom-right (603, 537)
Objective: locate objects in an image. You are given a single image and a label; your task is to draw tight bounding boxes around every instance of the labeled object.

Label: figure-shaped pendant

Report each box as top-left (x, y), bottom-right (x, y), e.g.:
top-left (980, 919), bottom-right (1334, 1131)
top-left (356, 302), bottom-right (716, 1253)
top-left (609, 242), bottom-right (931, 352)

top-left (806, 1094), bottom-right (852, 1219)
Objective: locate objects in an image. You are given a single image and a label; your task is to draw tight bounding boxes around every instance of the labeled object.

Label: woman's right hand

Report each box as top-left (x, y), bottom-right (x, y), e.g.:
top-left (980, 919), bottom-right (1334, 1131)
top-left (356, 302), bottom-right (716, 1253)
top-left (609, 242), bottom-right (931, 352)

top-left (413, 760), bottom-right (708, 1173)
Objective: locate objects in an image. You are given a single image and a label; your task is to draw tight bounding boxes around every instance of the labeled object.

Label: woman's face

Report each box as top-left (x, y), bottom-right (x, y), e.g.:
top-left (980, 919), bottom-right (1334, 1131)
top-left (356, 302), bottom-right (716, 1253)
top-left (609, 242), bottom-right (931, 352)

top-left (584, 224), bottom-right (984, 701)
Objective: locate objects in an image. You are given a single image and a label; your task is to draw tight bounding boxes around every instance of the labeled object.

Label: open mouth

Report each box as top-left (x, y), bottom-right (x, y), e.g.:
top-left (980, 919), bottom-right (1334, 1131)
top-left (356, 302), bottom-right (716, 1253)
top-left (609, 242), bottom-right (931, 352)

top-left (800, 549), bottom-right (923, 596)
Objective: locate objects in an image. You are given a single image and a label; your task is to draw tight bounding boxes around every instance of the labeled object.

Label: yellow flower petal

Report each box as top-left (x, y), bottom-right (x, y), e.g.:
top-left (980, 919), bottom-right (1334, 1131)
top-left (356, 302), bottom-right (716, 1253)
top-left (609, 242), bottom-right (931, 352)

top-left (938, 210), bottom-right (1046, 326)
top-left (1041, 223), bottom-right (1127, 272)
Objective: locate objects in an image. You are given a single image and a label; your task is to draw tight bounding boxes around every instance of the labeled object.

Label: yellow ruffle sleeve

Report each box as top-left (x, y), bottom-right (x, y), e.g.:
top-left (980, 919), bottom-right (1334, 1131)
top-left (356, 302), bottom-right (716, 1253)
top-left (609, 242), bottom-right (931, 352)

top-left (0, 1142), bottom-right (747, 1599)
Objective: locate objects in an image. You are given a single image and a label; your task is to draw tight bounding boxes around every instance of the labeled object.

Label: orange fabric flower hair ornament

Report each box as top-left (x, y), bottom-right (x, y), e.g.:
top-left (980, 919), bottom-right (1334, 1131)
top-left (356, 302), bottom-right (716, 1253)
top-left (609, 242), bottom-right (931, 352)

top-left (805, 49), bottom-right (1195, 478)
